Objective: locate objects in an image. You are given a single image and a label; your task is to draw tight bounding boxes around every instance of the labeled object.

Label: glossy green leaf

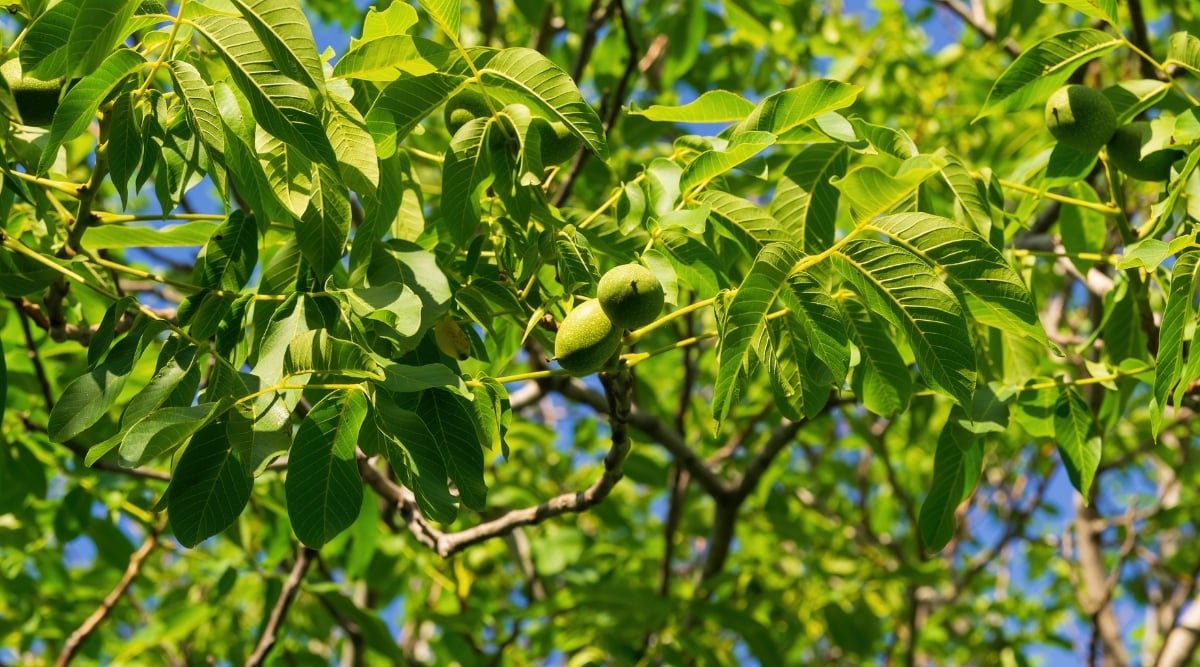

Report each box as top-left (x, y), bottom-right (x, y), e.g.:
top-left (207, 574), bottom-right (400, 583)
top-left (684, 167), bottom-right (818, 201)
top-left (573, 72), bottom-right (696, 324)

top-left (194, 14), bottom-right (337, 167)
top-left (834, 238), bottom-right (977, 407)
top-left (865, 213), bottom-right (1044, 341)
top-left (284, 329), bottom-right (382, 380)
top-left (1042, 0), bottom-right (1117, 24)
top-left (118, 403), bottom-right (220, 467)
top-left (168, 417), bottom-right (253, 548)
top-left (1053, 384), bottom-right (1101, 501)
top-left (415, 0), bottom-right (461, 41)
top-left (1167, 31), bottom-right (1200, 74)
top-left (168, 60), bottom-right (225, 174)
top-left (832, 154), bottom-right (944, 223)
top-left (978, 29), bottom-right (1121, 118)
top-left (679, 131), bottom-right (775, 196)
top-left (698, 191), bottom-right (790, 260)
top-left (771, 143), bottom-right (848, 253)
top-left (38, 48), bottom-right (145, 174)
top-left (838, 295), bottom-right (912, 416)
top-left (66, 0), bottom-right (138, 79)
top-left (365, 72), bottom-right (466, 157)
top-left (733, 79), bottom-right (861, 138)
top-left (286, 390), bottom-right (367, 547)
top-left (83, 221), bottom-right (220, 249)
top-left (713, 242), bottom-right (800, 426)
top-left (630, 90), bottom-right (755, 122)
top-left (325, 94), bottom-right (380, 197)
top-left (1152, 249), bottom-right (1200, 435)
top-left (296, 165), bottom-right (350, 280)
top-left (19, 0), bottom-right (77, 78)
top-left (227, 0), bottom-right (326, 93)
top-left (333, 35), bottom-right (448, 81)
top-left (197, 211), bottom-right (257, 292)
top-left (440, 117), bottom-right (494, 246)
top-left (919, 415), bottom-right (982, 552)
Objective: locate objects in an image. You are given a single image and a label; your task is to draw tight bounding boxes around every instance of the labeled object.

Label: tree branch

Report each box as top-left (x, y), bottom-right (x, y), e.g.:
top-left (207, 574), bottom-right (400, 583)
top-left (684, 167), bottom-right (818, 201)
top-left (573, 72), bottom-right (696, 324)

top-left (246, 546), bottom-right (316, 667)
top-left (1074, 496), bottom-right (1131, 667)
top-left (931, 0), bottom-right (1021, 57)
top-left (360, 370), bottom-right (636, 558)
top-left (57, 525), bottom-right (160, 667)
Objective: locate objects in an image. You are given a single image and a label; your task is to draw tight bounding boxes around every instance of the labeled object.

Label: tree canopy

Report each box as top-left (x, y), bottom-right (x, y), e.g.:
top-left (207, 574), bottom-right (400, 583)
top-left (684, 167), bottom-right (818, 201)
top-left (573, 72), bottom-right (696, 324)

top-left (1, 0), bottom-right (1199, 665)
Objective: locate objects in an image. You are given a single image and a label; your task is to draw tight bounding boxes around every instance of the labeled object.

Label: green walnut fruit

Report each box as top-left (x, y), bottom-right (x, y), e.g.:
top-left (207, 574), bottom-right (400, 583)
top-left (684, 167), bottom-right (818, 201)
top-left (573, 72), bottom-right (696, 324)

top-left (1044, 85), bottom-right (1116, 153)
top-left (598, 263), bottom-right (664, 330)
top-left (443, 90), bottom-right (491, 135)
top-left (554, 299), bottom-right (623, 375)
top-left (1, 59), bottom-right (62, 127)
top-left (1106, 121), bottom-right (1184, 182)
top-left (532, 117), bottom-right (582, 166)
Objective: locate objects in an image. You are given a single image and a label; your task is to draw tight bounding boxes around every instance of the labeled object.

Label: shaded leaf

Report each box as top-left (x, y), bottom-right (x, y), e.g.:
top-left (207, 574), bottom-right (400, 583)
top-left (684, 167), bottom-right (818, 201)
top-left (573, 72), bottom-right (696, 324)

top-left (167, 417), bottom-right (253, 548)
top-left (286, 390), bottom-right (367, 547)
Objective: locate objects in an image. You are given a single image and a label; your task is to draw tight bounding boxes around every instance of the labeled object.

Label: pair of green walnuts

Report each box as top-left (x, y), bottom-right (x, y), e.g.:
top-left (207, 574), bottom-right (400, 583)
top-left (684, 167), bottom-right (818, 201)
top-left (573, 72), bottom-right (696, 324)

top-left (1044, 84), bottom-right (1184, 182)
top-left (444, 89), bottom-right (581, 166)
top-left (554, 263), bottom-right (665, 375)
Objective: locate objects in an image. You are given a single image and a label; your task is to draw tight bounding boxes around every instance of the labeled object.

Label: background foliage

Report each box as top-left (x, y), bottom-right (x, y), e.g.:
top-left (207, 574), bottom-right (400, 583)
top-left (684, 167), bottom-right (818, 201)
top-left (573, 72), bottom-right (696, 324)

top-left (1, 0), bottom-right (1199, 665)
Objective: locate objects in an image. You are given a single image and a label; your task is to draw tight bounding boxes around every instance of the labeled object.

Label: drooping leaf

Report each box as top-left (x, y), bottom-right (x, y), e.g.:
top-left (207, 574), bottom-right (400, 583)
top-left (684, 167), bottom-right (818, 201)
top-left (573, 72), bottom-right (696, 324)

top-left (864, 213), bottom-right (1045, 342)
top-left (417, 389), bottom-right (487, 511)
top-left (783, 270), bottom-right (850, 383)
top-left (1166, 32), bottom-right (1200, 75)
top-left (286, 390), bottom-right (367, 547)
top-left (440, 117), bottom-right (494, 246)
top-left (167, 417), bottom-right (253, 548)
top-left (698, 191), bottom-right (790, 260)
top-left (19, 0), bottom-right (77, 78)
top-left (919, 415), bottom-right (982, 552)
top-left (196, 210), bottom-right (257, 292)
top-left (833, 237), bottom-right (977, 407)
top-left (48, 318), bottom-right (162, 442)
top-left (373, 396), bottom-right (459, 524)
top-left (168, 60), bottom-right (226, 187)
top-left (325, 93), bottom-right (380, 197)
top-left (193, 14), bottom-right (337, 167)
top-left (66, 0), bottom-right (139, 79)
top-left (832, 154), bottom-right (944, 223)
top-left (977, 29), bottom-right (1122, 118)
top-left (771, 143), bottom-right (848, 253)
top-left (38, 48), bottom-right (146, 174)
top-left (1053, 384), bottom-right (1101, 501)
top-left (713, 242), bottom-right (802, 426)
top-left (1152, 249), bottom-right (1200, 435)
top-left (227, 0), bottom-right (327, 94)
top-left (838, 295), bottom-right (912, 416)
top-left (296, 165), bottom-right (351, 281)
top-left (118, 403), bottom-right (221, 467)
top-left (414, 0), bottom-right (461, 41)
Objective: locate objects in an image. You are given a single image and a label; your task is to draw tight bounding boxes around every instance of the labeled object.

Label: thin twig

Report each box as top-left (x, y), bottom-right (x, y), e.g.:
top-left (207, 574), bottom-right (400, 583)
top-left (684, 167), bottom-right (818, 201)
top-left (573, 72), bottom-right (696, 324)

top-left (57, 525), bottom-right (160, 667)
top-left (246, 547), bottom-right (317, 667)
top-left (931, 0), bottom-right (1021, 57)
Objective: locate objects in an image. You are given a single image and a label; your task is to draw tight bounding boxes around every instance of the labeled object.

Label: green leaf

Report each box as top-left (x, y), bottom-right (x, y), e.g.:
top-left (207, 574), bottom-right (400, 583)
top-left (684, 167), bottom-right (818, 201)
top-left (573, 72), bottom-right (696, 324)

top-left (67, 0), bottom-right (138, 80)
top-left (1106, 79), bottom-right (1170, 125)
top-left (784, 271), bottom-right (850, 382)
top-left (440, 117), bottom-right (494, 246)
top-left (1042, 0), bottom-right (1117, 24)
top-left (194, 14), bottom-right (337, 167)
top-left (48, 318), bottom-right (160, 442)
top-left (20, 0), bottom-right (77, 78)
top-left (415, 0), bottom-right (461, 41)
top-left (0, 333), bottom-right (6, 428)
top-left (297, 165), bottom-right (351, 280)
top-left (286, 390), bottom-right (367, 547)
top-left (864, 213), bottom-right (1045, 342)
top-left (343, 284), bottom-right (424, 338)
top-left (697, 191), bottom-right (790, 260)
top-left (732, 79), bottom-right (861, 138)
top-left (83, 221), bottom-right (220, 249)
top-left (107, 91), bottom-right (141, 208)
top-left (659, 232), bottom-right (722, 297)
top-left (284, 329), bottom-right (383, 380)
top-left (937, 151), bottom-right (994, 233)
top-left (832, 154), bottom-right (944, 223)
top-left (332, 35), bottom-right (448, 81)
top-left (168, 417), bottom-right (253, 547)
top-left (468, 47), bottom-right (609, 160)
top-left (167, 60), bottom-right (226, 176)
top-left (713, 242), bottom-right (800, 426)
top-left (325, 94), bottom-right (380, 197)
top-left (919, 415), bottom-right (982, 552)
top-left (418, 389), bottom-right (487, 511)
top-left (837, 295), bottom-right (912, 416)
top-left (227, 0), bottom-right (326, 94)
top-left (1053, 384), bottom-right (1101, 501)
top-left (977, 29), bottom-right (1122, 118)
top-left (630, 90), bottom-right (755, 123)
top-left (679, 131), bottom-right (775, 196)
top-left (1167, 31), bottom-right (1200, 75)
top-left (373, 396), bottom-right (459, 524)
top-left (771, 143), bottom-right (848, 253)
top-left (1152, 249), bottom-right (1200, 435)
top-left (197, 211), bottom-right (257, 292)
top-left (834, 237), bottom-right (977, 407)
top-left (38, 48), bottom-right (146, 174)
top-left (118, 403), bottom-right (221, 467)
top-left (365, 72), bottom-right (466, 157)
